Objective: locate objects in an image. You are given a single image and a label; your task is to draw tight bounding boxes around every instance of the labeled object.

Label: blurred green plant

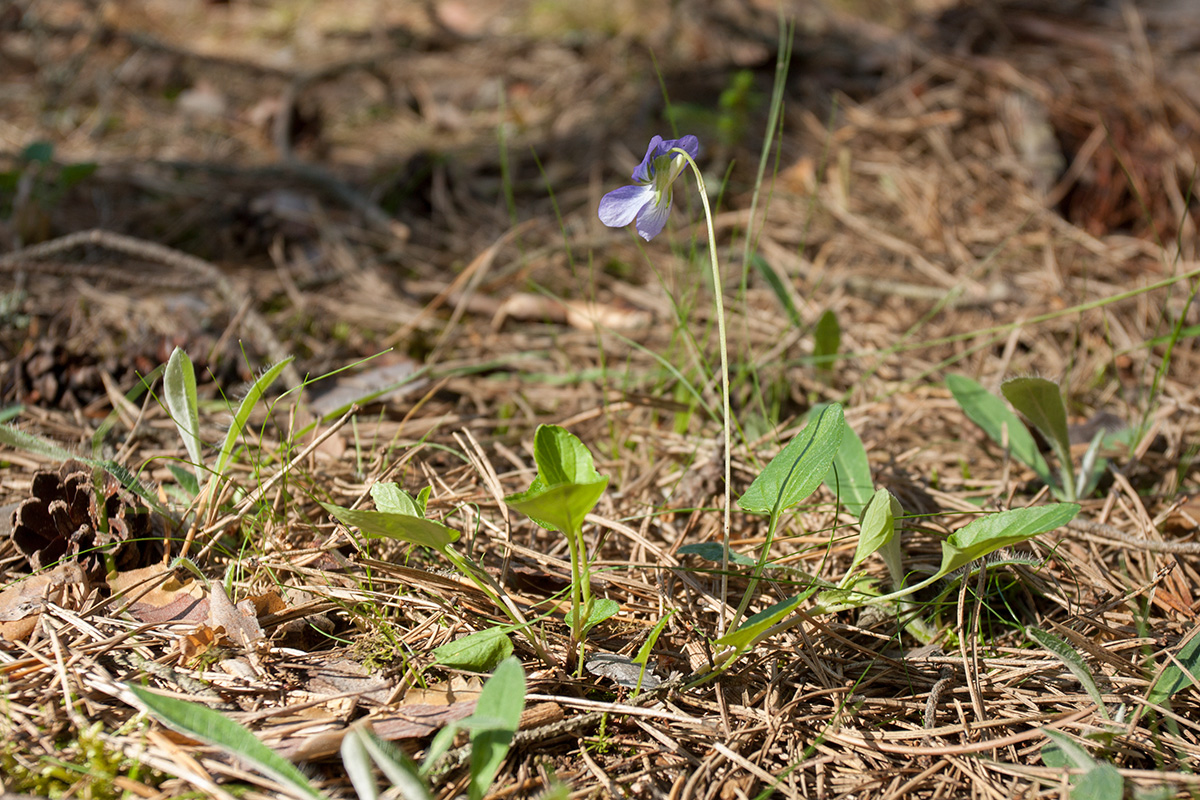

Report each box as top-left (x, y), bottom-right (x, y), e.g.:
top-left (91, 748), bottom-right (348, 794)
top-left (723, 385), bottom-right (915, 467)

top-left (0, 141), bottom-right (96, 243)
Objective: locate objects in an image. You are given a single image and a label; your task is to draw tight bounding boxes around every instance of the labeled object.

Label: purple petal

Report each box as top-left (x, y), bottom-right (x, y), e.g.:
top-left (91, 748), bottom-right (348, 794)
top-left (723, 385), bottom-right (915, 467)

top-left (599, 183), bottom-right (653, 228)
top-left (671, 135), bottom-right (700, 160)
top-left (630, 136), bottom-right (664, 183)
top-left (634, 192), bottom-right (673, 241)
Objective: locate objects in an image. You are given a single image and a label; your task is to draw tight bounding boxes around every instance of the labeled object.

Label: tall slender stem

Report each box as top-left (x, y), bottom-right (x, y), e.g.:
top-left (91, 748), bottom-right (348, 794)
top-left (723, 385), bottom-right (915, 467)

top-left (675, 150), bottom-right (733, 636)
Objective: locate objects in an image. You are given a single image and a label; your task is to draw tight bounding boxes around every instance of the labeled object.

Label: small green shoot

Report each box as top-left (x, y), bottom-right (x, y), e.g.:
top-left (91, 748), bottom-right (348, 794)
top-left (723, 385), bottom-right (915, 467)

top-left (631, 609), bottom-right (675, 696)
top-left (818, 503), bottom-right (1080, 612)
top-left (163, 348), bottom-right (204, 485)
top-left (422, 657), bottom-right (526, 800)
top-left (159, 346), bottom-right (295, 506)
top-left (505, 425), bottom-right (612, 657)
top-left (947, 373), bottom-right (1053, 489)
top-left (1146, 628), bottom-right (1200, 706)
top-left (948, 373), bottom-right (1110, 501)
top-left (1001, 377), bottom-right (1077, 498)
top-left (845, 487), bottom-right (904, 593)
top-left (813, 309), bottom-right (841, 378)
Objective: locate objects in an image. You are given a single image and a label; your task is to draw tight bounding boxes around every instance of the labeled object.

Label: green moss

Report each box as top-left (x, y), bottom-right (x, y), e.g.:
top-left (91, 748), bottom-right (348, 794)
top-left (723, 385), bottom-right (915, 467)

top-left (0, 721), bottom-right (163, 800)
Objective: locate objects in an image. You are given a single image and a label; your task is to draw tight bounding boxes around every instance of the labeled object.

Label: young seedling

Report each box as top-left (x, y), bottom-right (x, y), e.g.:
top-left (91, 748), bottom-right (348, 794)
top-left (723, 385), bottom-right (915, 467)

top-left (322, 483), bottom-right (554, 669)
top-left (504, 425), bottom-right (615, 666)
top-left (161, 346), bottom-right (295, 508)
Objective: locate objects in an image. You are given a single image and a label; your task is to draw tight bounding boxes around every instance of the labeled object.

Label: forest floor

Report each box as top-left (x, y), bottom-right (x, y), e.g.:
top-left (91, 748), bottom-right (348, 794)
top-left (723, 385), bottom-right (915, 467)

top-left (2, 0), bottom-right (1200, 798)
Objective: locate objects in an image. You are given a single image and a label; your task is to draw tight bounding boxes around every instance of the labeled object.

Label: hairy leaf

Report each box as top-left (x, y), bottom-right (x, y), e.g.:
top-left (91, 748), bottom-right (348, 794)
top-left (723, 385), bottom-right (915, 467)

top-left (937, 503), bottom-right (1080, 579)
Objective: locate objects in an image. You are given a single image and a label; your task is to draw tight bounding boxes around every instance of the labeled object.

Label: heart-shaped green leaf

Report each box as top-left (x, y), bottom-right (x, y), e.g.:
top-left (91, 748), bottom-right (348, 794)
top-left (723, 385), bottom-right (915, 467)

top-left (936, 503), bottom-right (1079, 579)
top-left (505, 425), bottom-right (609, 533)
top-left (738, 404), bottom-right (845, 516)
top-left (371, 482), bottom-right (430, 517)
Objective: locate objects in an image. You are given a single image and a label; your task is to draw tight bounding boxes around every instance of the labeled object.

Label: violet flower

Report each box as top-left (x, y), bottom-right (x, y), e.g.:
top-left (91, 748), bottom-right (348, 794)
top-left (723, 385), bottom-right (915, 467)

top-left (599, 134), bottom-right (700, 241)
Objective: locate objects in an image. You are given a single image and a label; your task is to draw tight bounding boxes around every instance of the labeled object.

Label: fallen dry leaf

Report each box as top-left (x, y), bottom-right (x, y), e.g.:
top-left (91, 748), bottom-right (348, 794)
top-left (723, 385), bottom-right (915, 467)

top-left (109, 564), bottom-right (208, 625)
top-left (207, 581), bottom-right (265, 652)
top-left (0, 563), bottom-right (86, 642)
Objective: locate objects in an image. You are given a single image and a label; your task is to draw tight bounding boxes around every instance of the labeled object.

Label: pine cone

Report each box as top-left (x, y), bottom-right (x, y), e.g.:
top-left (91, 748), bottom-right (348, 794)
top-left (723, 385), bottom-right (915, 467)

top-left (9, 460), bottom-right (164, 579)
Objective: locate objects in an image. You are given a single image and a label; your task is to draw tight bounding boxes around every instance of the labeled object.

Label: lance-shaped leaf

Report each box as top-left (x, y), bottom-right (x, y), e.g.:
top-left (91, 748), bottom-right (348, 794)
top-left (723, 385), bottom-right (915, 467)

top-left (164, 347), bottom-right (204, 483)
top-left (739, 404), bottom-right (845, 516)
top-left (505, 425), bottom-right (608, 533)
top-left (1001, 377), bottom-right (1075, 497)
top-left (848, 488), bottom-right (905, 591)
top-left (467, 657), bottom-right (526, 800)
top-left (813, 309), bottom-right (841, 373)
top-left (322, 502), bottom-right (458, 552)
top-left (342, 722), bottom-right (432, 800)
top-left (212, 356), bottom-right (294, 481)
top-left (1147, 629), bottom-right (1200, 706)
top-left (128, 683), bottom-right (323, 800)
top-left (936, 503), bottom-right (1079, 579)
top-left (947, 374), bottom-right (1053, 488)
top-left (1027, 626), bottom-right (1109, 718)
top-left (714, 590), bottom-right (816, 652)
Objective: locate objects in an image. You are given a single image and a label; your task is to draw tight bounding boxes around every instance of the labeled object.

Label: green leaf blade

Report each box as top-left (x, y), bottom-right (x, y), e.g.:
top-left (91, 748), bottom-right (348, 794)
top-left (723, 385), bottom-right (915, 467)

top-left (738, 404), bottom-right (845, 516)
top-left (322, 502), bottom-right (459, 551)
top-left (506, 480), bottom-right (608, 534)
top-left (1001, 377), bottom-right (1075, 495)
top-left (164, 347), bottom-right (203, 482)
top-left (813, 309), bottom-right (841, 371)
top-left (947, 374), bottom-right (1053, 487)
top-left (433, 628), bottom-right (514, 671)
top-left (1027, 626), bottom-right (1108, 718)
top-left (1147, 629), bottom-right (1200, 706)
top-left (468, 657), bottom-right (526, 800)
top-left (128, 684), bottom-right (324, 800)
top-left (213, 356), bottom-right (294, 480)
top-left (823, 416), bottom-right (873, 518)
top-left (937, 503), bottom-right (1080, 579)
